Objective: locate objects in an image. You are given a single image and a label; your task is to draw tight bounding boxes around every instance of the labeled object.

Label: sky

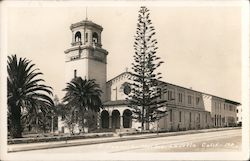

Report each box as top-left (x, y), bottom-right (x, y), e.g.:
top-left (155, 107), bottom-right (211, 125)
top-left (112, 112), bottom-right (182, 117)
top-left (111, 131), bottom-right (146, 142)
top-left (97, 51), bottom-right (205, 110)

top-left (6, 3), bottom-right (242, 102)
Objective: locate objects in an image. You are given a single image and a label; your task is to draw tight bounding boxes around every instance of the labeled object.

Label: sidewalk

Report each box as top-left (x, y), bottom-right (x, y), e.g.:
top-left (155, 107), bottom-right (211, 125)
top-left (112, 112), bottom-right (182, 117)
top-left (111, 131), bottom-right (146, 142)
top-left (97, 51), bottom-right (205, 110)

top-left (7, 127), bottom-right (240, 153)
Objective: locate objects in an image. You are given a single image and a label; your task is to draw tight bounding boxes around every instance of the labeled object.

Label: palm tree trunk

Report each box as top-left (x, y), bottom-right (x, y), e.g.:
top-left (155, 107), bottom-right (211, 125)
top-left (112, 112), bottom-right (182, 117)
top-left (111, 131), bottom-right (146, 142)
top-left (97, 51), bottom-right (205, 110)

top-left (36, 117), bottom-right (39, 133)
top-left (84, 117), bottom-right (88, 133)
top-left (145, 107), bottom-right (149, 130)
top-left (141, 106), bottom-right (144, 131)
top-left (81, 111), bottom-right (84, 133)
top-left (10, 104), bottom-right (22, 138)
top-left (51, 116), bottom-right (54, 133)
top-left (43, 118), bottom-right (46, 133)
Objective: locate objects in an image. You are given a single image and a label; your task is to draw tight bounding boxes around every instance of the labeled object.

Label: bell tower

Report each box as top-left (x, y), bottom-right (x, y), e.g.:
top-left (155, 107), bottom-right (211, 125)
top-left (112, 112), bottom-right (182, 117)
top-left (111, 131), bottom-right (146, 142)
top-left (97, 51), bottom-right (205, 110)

top-left (64, 19), bottom-right (108, 101)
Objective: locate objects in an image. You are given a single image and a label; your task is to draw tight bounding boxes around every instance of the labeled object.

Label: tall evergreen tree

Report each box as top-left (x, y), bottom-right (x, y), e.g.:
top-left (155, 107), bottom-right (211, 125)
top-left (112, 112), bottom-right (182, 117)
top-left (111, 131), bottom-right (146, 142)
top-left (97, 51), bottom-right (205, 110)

top-left (127, 6), bottom-right (167, 131)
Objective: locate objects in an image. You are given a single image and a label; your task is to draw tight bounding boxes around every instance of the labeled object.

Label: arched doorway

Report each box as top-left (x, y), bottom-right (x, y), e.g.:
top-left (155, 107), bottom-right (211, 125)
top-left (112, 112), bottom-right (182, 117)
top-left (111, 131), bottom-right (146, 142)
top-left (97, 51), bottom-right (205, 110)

top-left (111, 110), bottom-right (120, 129)
top-left (101, 110), bottom-right (109, 128)
top-left (123, 109), bottom-right (132, 128)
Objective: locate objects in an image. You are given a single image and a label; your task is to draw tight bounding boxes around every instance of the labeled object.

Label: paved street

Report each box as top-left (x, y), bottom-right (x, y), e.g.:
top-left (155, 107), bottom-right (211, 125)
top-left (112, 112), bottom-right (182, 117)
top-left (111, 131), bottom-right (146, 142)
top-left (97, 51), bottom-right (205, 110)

top-left (14, 129), bottom-right (241, 153)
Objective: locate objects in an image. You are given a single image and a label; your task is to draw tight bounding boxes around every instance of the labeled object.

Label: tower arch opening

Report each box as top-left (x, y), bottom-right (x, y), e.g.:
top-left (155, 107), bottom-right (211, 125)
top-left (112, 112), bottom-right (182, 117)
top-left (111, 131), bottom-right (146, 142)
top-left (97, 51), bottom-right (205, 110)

top-left (75, 31), bottom-right (81, 42)
top-left (92, 32), bottom-right (98, 44)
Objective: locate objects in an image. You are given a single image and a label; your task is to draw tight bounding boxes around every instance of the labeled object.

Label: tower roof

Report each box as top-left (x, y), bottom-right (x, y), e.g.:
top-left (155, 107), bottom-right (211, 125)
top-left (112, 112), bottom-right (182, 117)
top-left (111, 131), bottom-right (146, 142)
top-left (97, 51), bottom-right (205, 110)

top-left (70, 20), bottom-right (103, 31)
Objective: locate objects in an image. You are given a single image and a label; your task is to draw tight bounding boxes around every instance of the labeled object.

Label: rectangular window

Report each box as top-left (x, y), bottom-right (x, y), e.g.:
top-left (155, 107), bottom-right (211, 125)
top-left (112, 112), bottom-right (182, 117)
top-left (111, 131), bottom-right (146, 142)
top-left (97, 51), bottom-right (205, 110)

top-left (170, 109), bottom-right (172, 122)
top-left (74, 69), bottom-right (77, 78)
top-left (179, 111), bottom-right (182, 122)
top-left (178, 93), bottom-right (183, 103)
top-left (189, 112), bottom-right (192, 123)
top-left (229, 105), bottom-right (232, 111)
top-left (188, 95), bottom-right (192, 104)
top-left (206, 114), bottom-right (207, 123)
top-left (85, 33), bottom-right (88, 42)
top-left (198, 113), bottom-right (201, 123)
top-left (196, 97), bottom-right (200, 105)
top-left (168, 90), bottom-right (173, 100)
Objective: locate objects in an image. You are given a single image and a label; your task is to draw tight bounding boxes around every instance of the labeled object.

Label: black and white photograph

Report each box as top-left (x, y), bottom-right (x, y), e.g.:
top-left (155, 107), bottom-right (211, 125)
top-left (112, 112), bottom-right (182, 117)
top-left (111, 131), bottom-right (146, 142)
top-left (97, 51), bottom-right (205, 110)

top-left (0, 0), bottom-right (249, 160)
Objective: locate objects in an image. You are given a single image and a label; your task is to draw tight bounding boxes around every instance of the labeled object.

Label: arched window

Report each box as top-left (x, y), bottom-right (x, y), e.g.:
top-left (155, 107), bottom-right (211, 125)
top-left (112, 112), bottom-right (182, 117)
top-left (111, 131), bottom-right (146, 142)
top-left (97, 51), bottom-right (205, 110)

top-left (92, 32), bottom-right (98, 44)
top-left (75, 31), bottom-right (81, 42)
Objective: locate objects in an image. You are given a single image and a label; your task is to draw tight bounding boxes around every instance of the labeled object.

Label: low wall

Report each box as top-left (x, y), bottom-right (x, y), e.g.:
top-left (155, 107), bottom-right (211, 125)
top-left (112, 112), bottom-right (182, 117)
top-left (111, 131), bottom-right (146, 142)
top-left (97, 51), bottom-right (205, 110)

top-left (8, 133), bottom-right (114, 145)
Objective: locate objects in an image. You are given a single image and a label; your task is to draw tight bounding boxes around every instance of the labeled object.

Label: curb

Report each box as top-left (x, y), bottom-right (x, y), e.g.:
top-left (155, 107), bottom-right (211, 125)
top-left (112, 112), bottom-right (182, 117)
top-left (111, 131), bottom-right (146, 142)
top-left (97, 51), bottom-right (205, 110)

top-left (8, 127), bottom-right (240, 153)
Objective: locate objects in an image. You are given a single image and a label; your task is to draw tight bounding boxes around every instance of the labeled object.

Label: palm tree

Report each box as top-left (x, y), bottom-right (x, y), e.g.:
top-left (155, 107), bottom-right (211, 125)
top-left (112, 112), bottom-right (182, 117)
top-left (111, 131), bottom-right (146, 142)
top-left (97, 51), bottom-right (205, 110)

top-left (7, 55), bottom-right (53, 138)
top-left (22, 101), bottom-right (54, 133)
top-left (63, 77), bottom-right (102, 133)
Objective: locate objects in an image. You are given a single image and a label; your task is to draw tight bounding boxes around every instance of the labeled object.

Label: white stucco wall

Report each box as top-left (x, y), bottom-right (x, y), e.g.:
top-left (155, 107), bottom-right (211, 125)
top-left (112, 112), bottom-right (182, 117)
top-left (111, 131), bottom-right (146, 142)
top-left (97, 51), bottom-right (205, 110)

top-left (106, 72), bottom-right (132, 101)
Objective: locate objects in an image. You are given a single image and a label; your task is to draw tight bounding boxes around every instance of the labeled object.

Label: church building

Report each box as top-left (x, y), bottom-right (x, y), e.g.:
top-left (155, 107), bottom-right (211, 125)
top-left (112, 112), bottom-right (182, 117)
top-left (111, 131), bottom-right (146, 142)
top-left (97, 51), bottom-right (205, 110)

top-left (58, 18), bottom-right (240, 133)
